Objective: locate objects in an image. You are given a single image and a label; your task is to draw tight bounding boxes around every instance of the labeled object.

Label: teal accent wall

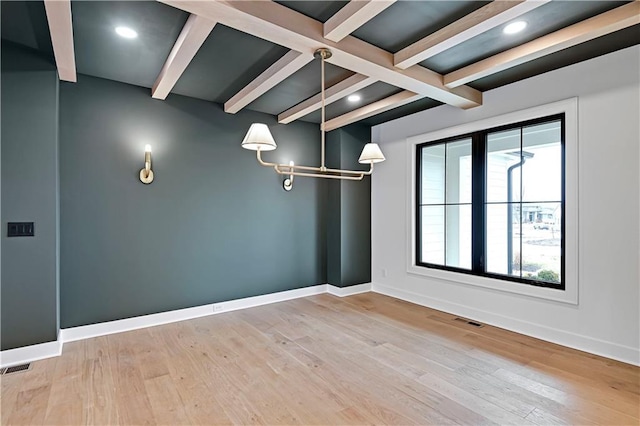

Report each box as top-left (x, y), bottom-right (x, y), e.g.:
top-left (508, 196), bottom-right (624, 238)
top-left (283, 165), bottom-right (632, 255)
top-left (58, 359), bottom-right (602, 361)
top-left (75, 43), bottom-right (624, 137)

top-left (326, 125), bottom-right (372, 287)
top-left (59, 75), bottom-right (332, 328)
top-left (1, 42), bottom-right (372, 342)
top-left (1, 42), bottom-right (60, 350)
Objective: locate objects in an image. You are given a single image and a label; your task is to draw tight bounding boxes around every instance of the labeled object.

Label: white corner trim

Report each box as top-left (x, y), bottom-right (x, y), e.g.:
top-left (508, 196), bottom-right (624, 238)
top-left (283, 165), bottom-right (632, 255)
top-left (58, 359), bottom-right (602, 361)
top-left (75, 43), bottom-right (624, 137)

top-left (61, 284), bottom-right (328, 343)
top-left (372, 282), bottom-right (639, 367)
top-left (0, 339), bottom-right (63, 368)
top-left (327, 283), bottom-right (372, 297)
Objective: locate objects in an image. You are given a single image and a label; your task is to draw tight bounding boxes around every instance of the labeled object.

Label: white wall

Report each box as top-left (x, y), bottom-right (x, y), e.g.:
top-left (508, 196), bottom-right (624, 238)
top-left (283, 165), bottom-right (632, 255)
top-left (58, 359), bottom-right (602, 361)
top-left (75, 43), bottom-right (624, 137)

top-left (371, 46), bottom-right (640, 365)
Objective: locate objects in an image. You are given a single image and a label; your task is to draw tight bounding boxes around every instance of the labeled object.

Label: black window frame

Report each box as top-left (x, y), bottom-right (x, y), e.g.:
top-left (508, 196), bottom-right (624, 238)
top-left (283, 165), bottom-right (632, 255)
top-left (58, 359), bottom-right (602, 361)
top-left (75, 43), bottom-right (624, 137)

top-left (415, 114), bottom-right (566, 290)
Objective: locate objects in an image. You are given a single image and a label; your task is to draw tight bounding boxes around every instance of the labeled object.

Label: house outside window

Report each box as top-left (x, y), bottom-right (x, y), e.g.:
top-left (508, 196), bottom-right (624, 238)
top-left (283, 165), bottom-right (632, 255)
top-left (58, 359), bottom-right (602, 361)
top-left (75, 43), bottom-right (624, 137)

top-left (416, 114), bottom-right (565, 289)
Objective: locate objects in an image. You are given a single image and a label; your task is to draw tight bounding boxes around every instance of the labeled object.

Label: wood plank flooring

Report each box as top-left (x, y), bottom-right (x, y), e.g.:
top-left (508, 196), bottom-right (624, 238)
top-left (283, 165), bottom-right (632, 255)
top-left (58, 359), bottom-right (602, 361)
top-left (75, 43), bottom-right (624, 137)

top-left (2, 293), bottom-right (639, 425)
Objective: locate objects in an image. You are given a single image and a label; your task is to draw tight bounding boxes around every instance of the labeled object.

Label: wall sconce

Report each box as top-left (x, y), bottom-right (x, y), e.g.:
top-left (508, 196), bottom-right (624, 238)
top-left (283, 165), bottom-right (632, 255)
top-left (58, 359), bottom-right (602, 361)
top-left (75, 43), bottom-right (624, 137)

top-left (139, 144), bottom-right (154, 184)
top-left (283, 161), bottom-right (294, 191)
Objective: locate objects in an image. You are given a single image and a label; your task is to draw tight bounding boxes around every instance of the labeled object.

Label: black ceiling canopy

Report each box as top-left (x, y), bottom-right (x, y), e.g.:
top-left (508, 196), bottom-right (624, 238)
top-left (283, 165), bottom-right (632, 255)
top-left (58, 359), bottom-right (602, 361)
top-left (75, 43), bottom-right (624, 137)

top-left (1, 0), bottom-right (638, 127)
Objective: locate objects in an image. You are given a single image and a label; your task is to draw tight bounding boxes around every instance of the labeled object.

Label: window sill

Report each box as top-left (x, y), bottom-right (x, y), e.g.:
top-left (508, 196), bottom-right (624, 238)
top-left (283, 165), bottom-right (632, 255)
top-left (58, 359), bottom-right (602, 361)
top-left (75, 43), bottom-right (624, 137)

top-left (406, 263), bottom-right (577, 305)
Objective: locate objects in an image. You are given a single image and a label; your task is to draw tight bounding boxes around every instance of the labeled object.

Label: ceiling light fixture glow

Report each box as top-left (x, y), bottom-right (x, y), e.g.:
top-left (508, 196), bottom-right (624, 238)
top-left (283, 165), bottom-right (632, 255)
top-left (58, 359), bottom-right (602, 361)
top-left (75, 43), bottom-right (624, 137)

top-left (347, 94), bottom-right (361, 102)
top-left (115, 26), bottom-right (138, 39)
top-left (503, 21), bottom-right (527, 35)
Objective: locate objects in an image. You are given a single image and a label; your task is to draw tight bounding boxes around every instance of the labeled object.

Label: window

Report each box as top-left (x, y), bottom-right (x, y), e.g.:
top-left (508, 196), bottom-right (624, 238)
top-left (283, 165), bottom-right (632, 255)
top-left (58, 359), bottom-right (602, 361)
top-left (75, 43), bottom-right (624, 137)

top-left (416, 114), bottom-right (564, 289)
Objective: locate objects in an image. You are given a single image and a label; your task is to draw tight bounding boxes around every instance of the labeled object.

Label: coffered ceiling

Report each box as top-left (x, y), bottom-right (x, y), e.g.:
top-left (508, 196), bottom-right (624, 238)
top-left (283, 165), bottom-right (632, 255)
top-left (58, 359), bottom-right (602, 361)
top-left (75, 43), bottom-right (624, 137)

top-left (2, 1), bottom-right (638, 127)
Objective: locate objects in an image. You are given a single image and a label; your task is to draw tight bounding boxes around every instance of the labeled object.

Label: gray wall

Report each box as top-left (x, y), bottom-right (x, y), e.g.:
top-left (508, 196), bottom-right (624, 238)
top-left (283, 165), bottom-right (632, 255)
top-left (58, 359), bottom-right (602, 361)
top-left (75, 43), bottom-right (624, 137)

top-left (326, 131), bottom-right (342, 286)
top-left (59, 75), bottom-right (332, 328)
top-left (1, 42), bottom-right (59, 350)
top-left (1, 42), bottom-right (373, 339)
top-left (339, 126), bottom-right (372, 286)
top-left (326, 125), bottom-right (372, 287)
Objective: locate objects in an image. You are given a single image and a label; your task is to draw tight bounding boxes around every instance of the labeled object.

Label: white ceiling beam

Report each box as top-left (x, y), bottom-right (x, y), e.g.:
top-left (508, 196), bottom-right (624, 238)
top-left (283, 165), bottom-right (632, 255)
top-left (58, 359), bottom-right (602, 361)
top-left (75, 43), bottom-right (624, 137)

top-left (324, 0), bottom-right (396, 43)
top-left (158, 0), bottom-right (482, 110)
top-left (278, 74), bottom-right (376, 124)
top-left (43, 0), bottom-right (76, 82)
top-left (224, 50), bottom-right (313, 114)
top-left (445, 2), bottom-right (640, 88)
top-left (323, 91), bottom-right (423, 132)
top-left (394, 0), bottom-right (550, 69)
top-left (152, 14), bottom-right (216, 99)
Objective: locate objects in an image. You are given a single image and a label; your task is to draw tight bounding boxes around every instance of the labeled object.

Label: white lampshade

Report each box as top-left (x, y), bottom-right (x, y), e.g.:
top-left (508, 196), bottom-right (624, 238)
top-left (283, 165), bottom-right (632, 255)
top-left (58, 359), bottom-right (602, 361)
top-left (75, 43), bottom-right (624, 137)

top-left (358, 143), bottom-right (386, 164)
top-left (241, 123), bottom-right (277, 151)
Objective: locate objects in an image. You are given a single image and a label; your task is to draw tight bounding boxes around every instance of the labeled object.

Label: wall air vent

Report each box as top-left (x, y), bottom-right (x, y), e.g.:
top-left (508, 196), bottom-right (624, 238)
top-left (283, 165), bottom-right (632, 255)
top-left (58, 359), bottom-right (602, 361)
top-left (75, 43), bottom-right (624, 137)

top-left (454, 317), bottom-right (484, 328)
top-left (2, 363), bottom-right (31, 375)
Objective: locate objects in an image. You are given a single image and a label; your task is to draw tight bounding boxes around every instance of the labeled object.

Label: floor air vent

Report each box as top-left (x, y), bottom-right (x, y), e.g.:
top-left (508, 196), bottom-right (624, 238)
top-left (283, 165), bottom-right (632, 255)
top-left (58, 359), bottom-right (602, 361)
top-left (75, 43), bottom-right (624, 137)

top-left (2, 363), bottom-right (30, 375)
top-left (454, 317), bottom-right (484, 328)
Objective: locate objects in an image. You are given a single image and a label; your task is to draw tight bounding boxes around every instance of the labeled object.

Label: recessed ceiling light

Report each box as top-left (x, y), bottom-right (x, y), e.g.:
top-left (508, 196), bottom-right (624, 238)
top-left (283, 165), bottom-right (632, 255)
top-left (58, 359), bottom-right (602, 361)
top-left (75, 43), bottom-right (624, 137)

top-left (347, 94), bottom-right (361, 102)
top-left (115, 26), bottom-right (138, 39)
top-left (503, 21), bottom-right (527, 35)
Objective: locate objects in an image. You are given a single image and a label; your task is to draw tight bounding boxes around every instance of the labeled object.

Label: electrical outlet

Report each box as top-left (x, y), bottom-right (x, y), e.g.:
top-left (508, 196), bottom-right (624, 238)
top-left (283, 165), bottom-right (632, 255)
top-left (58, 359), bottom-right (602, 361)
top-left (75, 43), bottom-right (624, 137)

top-left (381, 269), bottom-right (387, 278)
top-left (213, 304), bottom-right (223, 313)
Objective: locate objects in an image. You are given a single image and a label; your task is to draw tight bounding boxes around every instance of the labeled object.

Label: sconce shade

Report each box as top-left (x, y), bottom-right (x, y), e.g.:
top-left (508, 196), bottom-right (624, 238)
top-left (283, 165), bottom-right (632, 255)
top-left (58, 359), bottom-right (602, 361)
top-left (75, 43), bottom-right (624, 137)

top-left (241, 123), bottom-right (277, 151)
top-left (358, 143), bottom-right (386, 164)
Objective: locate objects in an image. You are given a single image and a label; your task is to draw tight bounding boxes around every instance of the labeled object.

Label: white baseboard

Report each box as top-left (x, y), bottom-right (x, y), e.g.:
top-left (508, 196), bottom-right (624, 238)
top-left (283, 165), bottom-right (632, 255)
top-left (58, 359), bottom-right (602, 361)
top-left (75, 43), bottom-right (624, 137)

top-left (372, 282), bottom-right (640, 367)
top-left (4, 283), bottom-right (374, 367)
top-left (0, 339), bottom-right (63, 368)
top-left (8, 281), bottom-right (635, 368)
top-left (327, 283), bottom-right (372, 297)
top-left (61, 284), bottom-right (328, 343)
top-left (3, 285), bottom-right (332, 367)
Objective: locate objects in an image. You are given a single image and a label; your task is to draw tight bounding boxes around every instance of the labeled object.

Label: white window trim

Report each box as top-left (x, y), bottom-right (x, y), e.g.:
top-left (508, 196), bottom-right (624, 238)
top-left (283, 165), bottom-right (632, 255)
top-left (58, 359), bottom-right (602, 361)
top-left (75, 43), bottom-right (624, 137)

top-left (406, 98), bottom-right (578, 305)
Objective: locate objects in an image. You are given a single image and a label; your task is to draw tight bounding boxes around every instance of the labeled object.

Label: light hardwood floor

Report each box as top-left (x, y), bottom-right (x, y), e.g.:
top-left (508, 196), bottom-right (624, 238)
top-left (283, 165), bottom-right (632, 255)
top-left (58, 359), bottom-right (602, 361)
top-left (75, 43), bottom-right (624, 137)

top-left (2, 293), bottom-right (639, 425)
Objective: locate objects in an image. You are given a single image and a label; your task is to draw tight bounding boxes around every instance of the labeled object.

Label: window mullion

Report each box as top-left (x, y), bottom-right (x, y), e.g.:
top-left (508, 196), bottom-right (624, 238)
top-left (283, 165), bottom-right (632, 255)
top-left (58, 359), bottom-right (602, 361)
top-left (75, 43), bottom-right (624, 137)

top-left (415, 145), bottom-right (422, 264)
top-left (471, 132), bottom-right (485, 273)
top-left (444, 141), bottom-right (447, 266)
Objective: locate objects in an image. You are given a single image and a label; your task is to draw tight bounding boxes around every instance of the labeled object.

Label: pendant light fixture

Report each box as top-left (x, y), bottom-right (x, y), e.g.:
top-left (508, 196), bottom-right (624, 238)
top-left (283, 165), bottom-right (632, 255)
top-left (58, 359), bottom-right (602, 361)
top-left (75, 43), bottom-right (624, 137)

top-left (240, 48), bottom-right (385, 181)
